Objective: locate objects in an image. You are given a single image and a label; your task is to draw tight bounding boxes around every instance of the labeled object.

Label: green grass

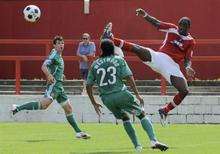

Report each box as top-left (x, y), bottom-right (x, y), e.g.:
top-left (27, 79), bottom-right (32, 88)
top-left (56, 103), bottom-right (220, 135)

top-left (0, 123), bottom-right (220, 154)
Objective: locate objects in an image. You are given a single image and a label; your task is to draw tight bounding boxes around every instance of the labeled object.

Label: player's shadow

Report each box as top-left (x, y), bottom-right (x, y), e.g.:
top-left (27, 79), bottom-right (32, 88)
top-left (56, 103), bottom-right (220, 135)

top-left (70, 148), bottom-right (140, 154)
top-left (71, 152), bottom-right (133, 154)
top-left (70, 148), bottom-right (135, 154)
top-left (70, 146), bottom-right (176, 154)
top-left (24, 139), bottom-right (56, 143)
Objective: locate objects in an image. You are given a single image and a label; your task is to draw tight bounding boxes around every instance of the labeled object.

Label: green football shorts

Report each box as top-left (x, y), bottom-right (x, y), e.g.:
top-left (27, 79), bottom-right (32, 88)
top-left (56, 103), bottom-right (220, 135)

top-left (101, 90), bottom-right (143, 119)
top-left (44, 81), bottom-right (68, 106)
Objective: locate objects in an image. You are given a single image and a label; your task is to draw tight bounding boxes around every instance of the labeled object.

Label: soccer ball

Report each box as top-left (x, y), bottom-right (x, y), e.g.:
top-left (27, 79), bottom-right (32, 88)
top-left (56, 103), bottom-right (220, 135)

top-left (23, 5), bottom-right (41, 23)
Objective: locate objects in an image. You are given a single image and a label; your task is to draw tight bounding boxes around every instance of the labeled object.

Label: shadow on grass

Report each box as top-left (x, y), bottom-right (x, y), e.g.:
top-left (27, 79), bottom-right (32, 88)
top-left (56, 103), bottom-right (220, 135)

top-left (24, 139), bottom-right (57, 143)
top-left (70, 146), bottom-right (175, 154)
top-left (70, 147), bottom-right (141, 154)
top-left (70, 152), bottom-right (133, 154)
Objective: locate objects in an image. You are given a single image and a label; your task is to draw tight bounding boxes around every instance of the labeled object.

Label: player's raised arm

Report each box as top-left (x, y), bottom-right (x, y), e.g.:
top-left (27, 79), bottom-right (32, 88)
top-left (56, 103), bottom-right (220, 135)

top-left (136, 8), bottom-right (161, 28)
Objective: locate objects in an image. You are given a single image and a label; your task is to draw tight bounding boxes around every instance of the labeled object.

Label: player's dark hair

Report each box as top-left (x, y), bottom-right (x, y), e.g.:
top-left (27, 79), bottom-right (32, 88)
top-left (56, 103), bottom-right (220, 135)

top-left (53, 35), bottom-right (64, 45)
top-left (100, 39), bottom-right (114, 57)
top-left (179, 17), bottom-right (191, 27)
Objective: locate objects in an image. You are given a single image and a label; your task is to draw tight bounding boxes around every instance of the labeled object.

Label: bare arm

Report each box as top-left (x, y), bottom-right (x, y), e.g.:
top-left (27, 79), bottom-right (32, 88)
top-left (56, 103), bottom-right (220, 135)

top-left (41, 60), bottom-right (55, 84)
top-left (77, 43), bottom-right (89, 62)
top-left (86, 84), bottom-right (102, 116)
top-left (124, 75), bottom-right (139, 96)
top-left (184, 58), bottom-right (195, 80)
top-left (124, 75), bottom-right (144, 106)
top-left (86, 84), bottom-right (97, 106)
top-left (184, 42), bottom-right (196, 80)
top-left (76, 43), bottom-right (85, 58)
top-left (77, 51), bottom-right (88, 62)
top-left (88, 53), bottom-right (95, 57)
top-left (77, 52), bottom-right (86, 58)
top-left (136, 8), bottom-right (161, 28)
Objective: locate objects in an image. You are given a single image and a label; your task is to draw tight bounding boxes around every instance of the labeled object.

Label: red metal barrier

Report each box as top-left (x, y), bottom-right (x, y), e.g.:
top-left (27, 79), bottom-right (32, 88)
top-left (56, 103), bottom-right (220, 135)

top-left (1, 55), bottom-right (220, 95)
top-left (0, 56), bottom-right (81, 94)
top-left (1, 39), bottom-right (220, 95)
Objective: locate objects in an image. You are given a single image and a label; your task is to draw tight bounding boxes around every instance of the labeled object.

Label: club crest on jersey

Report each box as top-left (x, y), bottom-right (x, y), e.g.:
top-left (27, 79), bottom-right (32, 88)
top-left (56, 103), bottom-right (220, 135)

top-left (170, 40), bottom-right (184, 51)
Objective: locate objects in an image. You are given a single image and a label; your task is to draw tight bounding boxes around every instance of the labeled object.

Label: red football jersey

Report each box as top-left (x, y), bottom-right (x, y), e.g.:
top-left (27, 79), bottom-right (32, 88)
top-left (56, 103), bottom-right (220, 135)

top-left (158, 22), bottom-right (195, 63)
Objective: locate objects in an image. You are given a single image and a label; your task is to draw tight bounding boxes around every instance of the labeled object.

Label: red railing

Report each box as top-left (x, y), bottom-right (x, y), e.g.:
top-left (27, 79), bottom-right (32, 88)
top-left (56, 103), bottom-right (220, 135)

top-left (1, 39), bottom-right (220, 95)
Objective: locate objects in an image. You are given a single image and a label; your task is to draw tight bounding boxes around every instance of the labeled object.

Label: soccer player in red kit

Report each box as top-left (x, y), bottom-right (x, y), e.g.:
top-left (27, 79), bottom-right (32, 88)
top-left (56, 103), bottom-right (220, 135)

top-left (102, 8), bottom-right (196, 126)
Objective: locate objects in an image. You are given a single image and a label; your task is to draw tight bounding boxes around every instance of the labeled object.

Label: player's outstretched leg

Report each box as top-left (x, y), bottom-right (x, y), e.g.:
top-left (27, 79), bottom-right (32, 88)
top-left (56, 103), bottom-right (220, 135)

top-left (102, 22), bottom-right (152, 62)
top-left (137, 113), bottom-right (169, 151)
top-left (11, 101), bottom-right (41, 115)
top-left (101, 22), bottom-right (113, 40)
top-left (159, 76), bottom-right (189, 126)
top-left (11, 98), bottom-right (52, 115)
top-left (62, 101), bottom-right (91, 139)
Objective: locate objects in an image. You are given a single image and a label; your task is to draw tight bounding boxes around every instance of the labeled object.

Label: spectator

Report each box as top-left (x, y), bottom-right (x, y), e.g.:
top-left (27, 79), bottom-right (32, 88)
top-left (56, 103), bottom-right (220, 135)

top-left (77, 33), bottom-right (96, 95)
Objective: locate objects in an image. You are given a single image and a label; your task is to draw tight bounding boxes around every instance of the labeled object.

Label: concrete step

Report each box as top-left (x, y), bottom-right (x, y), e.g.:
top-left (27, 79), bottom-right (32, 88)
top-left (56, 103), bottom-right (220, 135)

top-left (1, 85), bottom-right (220, 93)
top-left (1, 90), bottom-right (220, 96)
top-left (1, 80), bottom-right (220, 95)
top-left (1, 80), bottom-right (220, 86)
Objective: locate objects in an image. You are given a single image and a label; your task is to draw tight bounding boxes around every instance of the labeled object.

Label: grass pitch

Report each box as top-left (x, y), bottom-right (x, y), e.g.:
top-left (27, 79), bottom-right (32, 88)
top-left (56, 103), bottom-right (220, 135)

top-left (0, 123), bottom-right (219, 154)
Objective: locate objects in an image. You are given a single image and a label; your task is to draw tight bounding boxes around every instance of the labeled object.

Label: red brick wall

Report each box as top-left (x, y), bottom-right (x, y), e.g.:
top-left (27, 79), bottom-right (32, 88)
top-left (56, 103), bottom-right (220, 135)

top-left (0, 0), bottom-right (220, 79)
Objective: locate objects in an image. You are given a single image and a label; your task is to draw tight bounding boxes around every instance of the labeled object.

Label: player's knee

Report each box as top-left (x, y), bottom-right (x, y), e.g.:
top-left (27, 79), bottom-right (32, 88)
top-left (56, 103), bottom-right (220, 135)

top-left (40, 98), bottom-right (52, 110)
top-left (40, 101), bottom-right (51, 110)
top-left (63, 102), bottom-right (73, 114)
top-left (41, 103), bottom-right (50, 109)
